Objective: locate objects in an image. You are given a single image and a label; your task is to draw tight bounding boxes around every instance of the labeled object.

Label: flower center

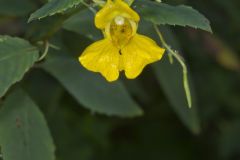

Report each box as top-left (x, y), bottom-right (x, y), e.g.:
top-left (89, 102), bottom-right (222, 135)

top-left (108, 16), bottom-right (136, 49)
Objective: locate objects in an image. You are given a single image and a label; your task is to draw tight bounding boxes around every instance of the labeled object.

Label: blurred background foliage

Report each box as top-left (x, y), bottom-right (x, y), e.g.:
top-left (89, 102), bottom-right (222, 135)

top-left (0, 0), bottom-right (240, 160)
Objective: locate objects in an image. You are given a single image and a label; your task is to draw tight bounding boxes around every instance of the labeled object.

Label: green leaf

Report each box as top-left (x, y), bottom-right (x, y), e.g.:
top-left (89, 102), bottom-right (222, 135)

top-left (0, 89), bottom-right (55, 160)
top-left (42, 55), bottom-right (143, 117)
top-left (0, 0), bottom-right (36, 16)
top-left (28, 0), bottom-right (83, 22)
top-left (134, 0), bottom-right (212, 32)
top-left (63, 9), bottom-right (102, 40)
top-left (0, 36), bottom-right (39, 97)
top-left (26, 15), bottom-right (70, 42)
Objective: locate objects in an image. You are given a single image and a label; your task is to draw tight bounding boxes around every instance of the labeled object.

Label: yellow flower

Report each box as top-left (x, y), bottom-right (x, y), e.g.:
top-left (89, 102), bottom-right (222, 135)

top-left (79, 0), bottom-right (165, 82)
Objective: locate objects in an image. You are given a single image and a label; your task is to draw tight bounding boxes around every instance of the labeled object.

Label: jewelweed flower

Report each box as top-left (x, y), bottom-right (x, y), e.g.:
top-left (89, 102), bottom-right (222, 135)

top-left (79, 0), bottom-right (165, 82)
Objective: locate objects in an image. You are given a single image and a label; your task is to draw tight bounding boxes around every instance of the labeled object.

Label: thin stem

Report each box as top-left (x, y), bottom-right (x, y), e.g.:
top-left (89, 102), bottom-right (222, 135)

top-left (81, 1), bottom-right (97, 14)
top-left (38, 41), bottom-right (49, 61)
top-left (49, 43), bottom-right (60, 50)
top-left (153, 24), bottom-right (192, 108)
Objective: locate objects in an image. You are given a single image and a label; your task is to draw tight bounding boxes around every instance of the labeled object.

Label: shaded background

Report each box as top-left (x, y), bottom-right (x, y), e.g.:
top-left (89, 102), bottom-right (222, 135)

top-left (0, 0), bottom-right (240, 160)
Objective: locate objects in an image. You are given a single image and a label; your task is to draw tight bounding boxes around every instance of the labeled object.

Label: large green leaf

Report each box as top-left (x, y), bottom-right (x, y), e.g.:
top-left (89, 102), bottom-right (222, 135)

top-left (63, 9), bottom-right (102, 40)
top-left (0, 0), bottom-right (36, 16)
top-left (0, 89), bottom-right (55, 160)
top-left (134, 0), bottom-right (212, 32)
top-left (28, 0), bottom-right (83, 22)
top-left (26, 15), bottom-right (70, 42)
top-left (0, 36), bottom-right (39, 97)
top-left (42, 55), bottom-right (143, 117)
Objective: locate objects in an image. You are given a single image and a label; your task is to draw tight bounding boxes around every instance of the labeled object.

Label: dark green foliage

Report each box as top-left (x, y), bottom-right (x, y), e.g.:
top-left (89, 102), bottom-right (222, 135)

top-left (0, 0), bottom-right (240, 160)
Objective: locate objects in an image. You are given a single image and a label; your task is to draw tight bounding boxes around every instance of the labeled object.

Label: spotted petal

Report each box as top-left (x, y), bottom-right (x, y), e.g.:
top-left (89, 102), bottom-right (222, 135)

top-left (79, 38), bottom-right (120, 82)
top-left (121, 34), bottom-right (165, 79)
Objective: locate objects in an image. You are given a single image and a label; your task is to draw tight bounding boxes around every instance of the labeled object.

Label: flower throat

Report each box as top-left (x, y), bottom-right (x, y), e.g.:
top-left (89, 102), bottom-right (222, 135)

top-left (109, 16), bottom-right (135, 49)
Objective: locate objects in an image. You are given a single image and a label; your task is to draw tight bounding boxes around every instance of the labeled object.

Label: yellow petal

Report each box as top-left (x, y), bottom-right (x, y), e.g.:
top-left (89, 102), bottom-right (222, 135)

top-left (95, 0), bottom-right (140, 29)
top-left (121, 34), bottom-right (165, 79)
top-left (79, 38), bottom-right (120, 82)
